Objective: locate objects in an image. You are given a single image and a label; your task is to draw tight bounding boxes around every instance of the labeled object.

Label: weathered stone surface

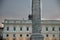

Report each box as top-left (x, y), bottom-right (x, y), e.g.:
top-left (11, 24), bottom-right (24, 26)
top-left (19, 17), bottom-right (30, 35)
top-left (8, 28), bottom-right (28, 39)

top-left (30, 33), bottom-right (44, 40)
top-left (30, 0), bottom-right (44, 40)
top-left (32, 0), bottom-right (41, 33)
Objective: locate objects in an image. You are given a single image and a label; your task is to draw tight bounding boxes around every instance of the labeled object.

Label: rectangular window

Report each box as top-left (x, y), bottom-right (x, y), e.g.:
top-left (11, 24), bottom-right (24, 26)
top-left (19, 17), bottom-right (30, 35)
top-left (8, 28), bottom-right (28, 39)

top-left (59, 39), bottom-right (60, 40)
top-left (52, 27), bottom-right (55, 31)
top-left (20, 27), bottom-right (22, 31)
top-left (27, 27), bottom-right (29, 31)
top-left (53, 34), bottom-right (55, 37)
top-left (5, 20), bottom-right (9, 23)
top-left (14, 27), bottom-right (16, 31)
top-left (59, 34), bottom-right (60, 37)
top-left (6, 34), bottom-right (9, 37)
top-left (13, 38), bottom-right (16, 40)
top-left (46, 27), bottom-right (48, 31)
top-left (59, 27), bottom-right (60, 31)
top-left (14, 21), bottom-right (16, 23)
top-left (7, 27), bottom-right (9, 31)
top-left (13, 34), bottom-right (15, 37)
top-left (46, 34), bottom-right (48, 37)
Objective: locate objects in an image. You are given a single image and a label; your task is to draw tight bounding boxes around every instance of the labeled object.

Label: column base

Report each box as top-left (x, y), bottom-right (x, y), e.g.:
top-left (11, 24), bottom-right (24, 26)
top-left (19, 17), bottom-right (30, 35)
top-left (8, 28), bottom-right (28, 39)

top-left (30, 33), bottom-right (44, 40)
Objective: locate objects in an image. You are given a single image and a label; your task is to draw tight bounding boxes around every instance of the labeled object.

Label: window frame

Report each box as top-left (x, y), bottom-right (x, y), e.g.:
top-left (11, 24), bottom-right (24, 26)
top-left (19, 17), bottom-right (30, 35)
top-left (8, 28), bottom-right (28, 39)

top-left (59, 27), bottom-right (60, 31)
top-left (7, 27), bottom-right (9, 31)
top-left (53, 34), bottom-right (55, 37)
top-left (13, 27), bottom-right (16, 31)
top-left (46, 34), bottom-right (48, 37)
top-left (52, 27), bottom-right (55, 31)
top-left (27, 27), bottom-right (29, 31)
top-left (46, 27), bottom-right (48, 31)
top-left (13, 34), bottom-right (16, 37)
top-left (6, 34), bottom-right (9, 37)
top-left (20, 27), bottom-right (22, 31)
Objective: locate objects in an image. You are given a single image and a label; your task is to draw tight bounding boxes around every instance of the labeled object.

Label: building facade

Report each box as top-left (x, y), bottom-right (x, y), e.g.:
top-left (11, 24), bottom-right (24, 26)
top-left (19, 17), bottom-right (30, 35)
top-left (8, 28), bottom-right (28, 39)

top-left (0, 27), bottom-right (3, 40)
top-left (2, 19), bottom-right (60, 40)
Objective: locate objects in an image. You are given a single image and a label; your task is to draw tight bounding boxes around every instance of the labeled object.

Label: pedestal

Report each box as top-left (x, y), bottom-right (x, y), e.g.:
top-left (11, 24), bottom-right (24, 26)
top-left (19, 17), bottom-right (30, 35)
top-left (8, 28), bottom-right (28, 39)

top-left (30, 33), bottom-right (44, 40)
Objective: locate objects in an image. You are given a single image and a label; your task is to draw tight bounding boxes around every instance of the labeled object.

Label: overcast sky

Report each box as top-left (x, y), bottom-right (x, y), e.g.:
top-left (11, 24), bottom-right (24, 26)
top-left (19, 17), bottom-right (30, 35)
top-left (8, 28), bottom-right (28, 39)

top-left (0, 0), bottom-right (60, 24)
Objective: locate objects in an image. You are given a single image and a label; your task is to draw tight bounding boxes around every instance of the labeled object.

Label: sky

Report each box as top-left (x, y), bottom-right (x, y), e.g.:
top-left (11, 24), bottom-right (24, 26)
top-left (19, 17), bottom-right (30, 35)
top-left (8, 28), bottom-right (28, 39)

top-left (42, 0), bottom-right (60, 19)
top-left (0, 0), bottom-right (60, 26)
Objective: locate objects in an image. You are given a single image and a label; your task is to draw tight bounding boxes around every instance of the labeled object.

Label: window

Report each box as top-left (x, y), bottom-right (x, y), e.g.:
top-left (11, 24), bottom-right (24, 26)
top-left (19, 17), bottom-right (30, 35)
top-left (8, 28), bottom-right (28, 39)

top-left (7, 27), bottom-right (9, 31)
top-left (20, 27), bottom-right (22, 31)
top-left (14, 21), bottom-right (16, 23)
top-left (20, 34), bottom-right (22, 37)
top-left (6, 34), bottom-right (9, 37)
top-left (59, 27), bottom-right (60, 31)
top-left (53, 34), bottom-right (55, 37)
top-left (46, 34), bottom-right (48, 37)
top-left (59, 39), bottom-right (60, 40)
top-left (59, 34), bottom-right (60, 37)
top-left (13, 34), bottom-right (15, 37)
top-left (14, 27), bottom-right (16, 31)
top-left (27, 27), bottom-right (29, 31)
top-left (46, 27), bottom-right (48, 31)
top-left (5, 20), bottom-right (9, 23)
top-left (26, 34), bottom-right (29, 37)
top-left (13, 38), bottom-right (16, 40)
top-left (52, 27), bottom-right (55, 31)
